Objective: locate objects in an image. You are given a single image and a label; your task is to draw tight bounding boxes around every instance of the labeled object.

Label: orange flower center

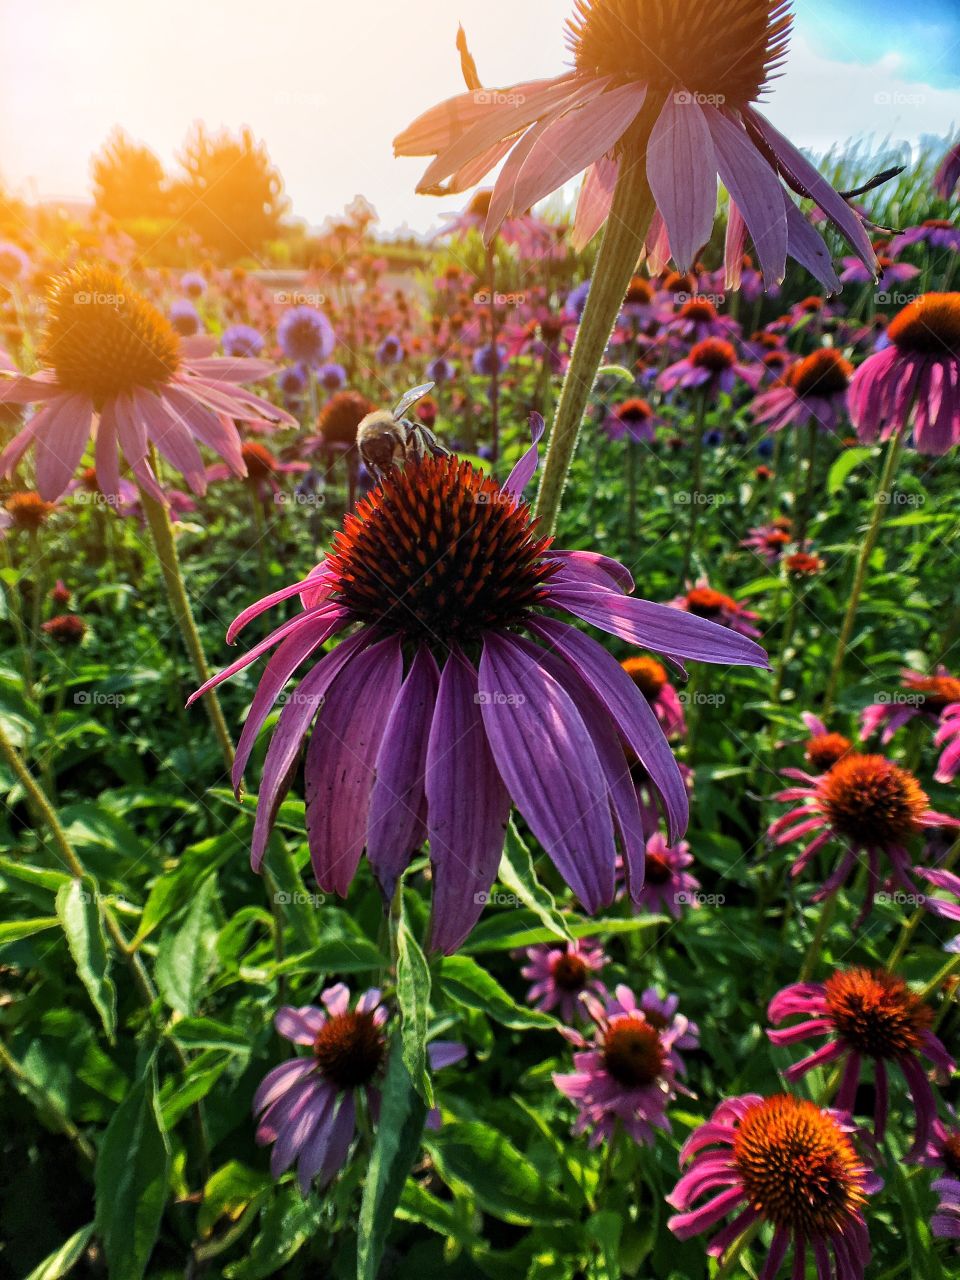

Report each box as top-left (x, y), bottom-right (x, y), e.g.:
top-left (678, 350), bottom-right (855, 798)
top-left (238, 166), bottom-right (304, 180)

top-left (680, 299), bottom-right (718, 324)
top-left (625, 275), bottom-right (654, 305)
top-left (805, 732), bottom-right (852, 772)
top-left (567, 0), bottom-right (792, 105)
top-left (887, 293), bottom-right (960, 358)
top-left (622, 655), bottom-right (668, 699)
top-left (786, 349), bottom-right (853, 398)
top-left (241, 442), bottom-right (277, 481)
top-left (785, 552), bottom-right (823, 575)
top-left (319, 390), bottom-right (376, 443)
top-left (313, 1009), bottom-right (385, 1089)
top-left (41, 263), bottom-right (181, 404)
top-left (327, 454), bottom-right (557, 643)
top-left (819, 753), bottom-right (928, 846)
top-left (686, 586), bottom-right (735, 617)
top-left (733, 1095), bottom-right (867, 1237)
top-left (602, 1017), bottom-right (666, 1088)
top-left (5, 491), bottom-right (56, 531)
top-left (904, 674), bottom-right (960, 713)
top-left (617, 397), bottom-right (654, 423)
top-left (824, 968), bottom-right (932, 1059)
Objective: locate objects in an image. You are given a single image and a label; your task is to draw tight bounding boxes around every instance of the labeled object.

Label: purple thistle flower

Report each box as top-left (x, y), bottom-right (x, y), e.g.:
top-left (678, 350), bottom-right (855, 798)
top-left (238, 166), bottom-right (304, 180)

top-left (278, 305), bottom-right (336, 366)
top-left (169, 298), bottom-right (201, 337)
top-left (317, 362), bottom-right (347, 391)
top-left (553, 984), bottom-right (692, 1147)
top-left (376, 334), bottom-right (404, 365)
top-left (223, 324), bottom-right (265, 358)
top-left (521, 938), bottom-right (608, 1022)
top-left (767, 968), bottom-right (955, 1158)
top-left (190, 416), bottom-right (768, 953)
top-left (471, 343), bottom-right (506, 376)
top-left (426, 356), bottom-right (456, 384)
top-left (180, 270), bottom-right (207, 298)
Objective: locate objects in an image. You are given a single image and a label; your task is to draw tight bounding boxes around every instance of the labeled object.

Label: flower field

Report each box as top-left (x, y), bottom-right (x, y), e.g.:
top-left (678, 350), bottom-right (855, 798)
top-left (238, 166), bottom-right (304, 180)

top-left (2, 4), bottom-right (960, 1277)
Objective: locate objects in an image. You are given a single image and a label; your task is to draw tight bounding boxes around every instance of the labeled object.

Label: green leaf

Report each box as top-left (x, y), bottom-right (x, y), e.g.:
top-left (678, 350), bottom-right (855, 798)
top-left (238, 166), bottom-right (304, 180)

top-left (597, 364), bottom-right (635, 383)
top-left (357, 1040), bottom-right (429, 1280)
top-left (271, 933), bottom-right (386, 977)
top-left (441, 955), bottom-right (557, 1030)
top-left (155, 874), bottom-right (218, 1015)
top-left (827, 446), bottom-right (874, 495)
top-left (198, 1161), bottom-right (270, 1237)
top-left (426, 1120), bottom-right (565, 1225)
top-left (224, 1187), bottom-right (323, 1280)
top-left (0, 915), bottom-right (59, 944)
top-left (94, 1061), bottom-right (171, 1280)
top-left (587, 1210), bottom-right (622, 1280)
top-left (170, 1016), bottom-right (252, 1052)
top-left (0, 856), bottom-right (71, 894)
top-left (396, 907), bottom-right (433, 1105)
top-left (23, 1224), bottom-right (95, 1280)
top-left (498, 820), bottom-right (570, 941)
top-left (55, 878), bottom-right (116, 1041)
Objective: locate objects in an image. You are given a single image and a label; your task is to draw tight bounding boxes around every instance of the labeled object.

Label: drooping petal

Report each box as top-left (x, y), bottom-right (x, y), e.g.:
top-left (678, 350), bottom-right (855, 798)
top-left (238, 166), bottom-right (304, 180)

top-left (34, 393), bottom-right (94, 500)
top-left (784, 195), bottom-right (841, 294)
top-left (304, 635), bottom-right (403, 896)
top-left (703, 107), bottom-right (786, 285)
top-left (572, 153), bottom-right (619, 251)
top-left (394, 76), bottom-right (573, 156)
top-left (134, 388), bottom-right (207, 493)
top-left (367, 645), bottom-right (441, 900)
top-left (501, 412), bottom-right (545, 499)
top-left (645, 96), bottom-right (717, 272)
top-left (478, 632), bottom-right (616, 912)
top-left (426, 648), bottom-right (510, 954)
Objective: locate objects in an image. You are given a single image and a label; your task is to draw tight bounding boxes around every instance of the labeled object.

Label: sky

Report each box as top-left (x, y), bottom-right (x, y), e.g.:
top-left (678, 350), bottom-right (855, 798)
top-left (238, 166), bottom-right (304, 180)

top-left (1, 0), bottom-right (959, 238)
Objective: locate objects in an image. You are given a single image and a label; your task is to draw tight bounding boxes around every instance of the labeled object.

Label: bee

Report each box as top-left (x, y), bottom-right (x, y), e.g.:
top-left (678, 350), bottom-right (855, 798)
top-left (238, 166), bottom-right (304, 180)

top-left (356, 382), bottom-right (450, 480)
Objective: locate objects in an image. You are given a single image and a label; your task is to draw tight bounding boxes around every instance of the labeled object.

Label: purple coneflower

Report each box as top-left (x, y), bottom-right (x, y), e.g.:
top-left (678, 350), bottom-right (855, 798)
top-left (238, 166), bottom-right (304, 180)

top-left (278, 305), bottom-right (336, 367)
top-left (521, 938), bottom-right (608, 1021)
top-left (0, 264), bottom-right (294, 503)
top-left (752, 348), bottom-right (852, 434)
top-left (768, 968), bottom-right (954, 1155)
top-left (621, 655), bottom-right (685, 737)
top-left (190, 421), bottom-right (768, 952)
top-left (932, 1179), bottom-right (960, 1240)
top-left (553, 983), bottom-right (691, 1146)
top-left (840, 254), bottom-right (919, 291)
top-left (631, 832), bottom-right (700, 917)
top-left (770, 752), bottom-right (957, 918)
top-left (427, 356), bottom-right (456, 384)
top-left (668, 1093), bottom-right (879, 1279)
top-left (672, 583), bottom-right (762, 639)
top-left (800, 711), bottom-right (852, 773)
top-left (848, 293), bottom-right (960, 455)
top-left (741, 520), bottom-right (792, 564)
top-left (892, 219), bottom-right (960, 256)
top-left (917, 867), bottom-right (960, 952)
top-left (659, 338), bottom-right (760, 399)
top-left (934, 139), bottom-right (960, 200)
top-left (860, 667), bottom-right (960, 744)
top-left (934, 703), bottom-right (960, 783)
top-left (634, 986), bottom-right (699, 1054)
top-left (395, 0), bottom-right (876, 287)
top-left (601, 397), bottom-right (657, 442)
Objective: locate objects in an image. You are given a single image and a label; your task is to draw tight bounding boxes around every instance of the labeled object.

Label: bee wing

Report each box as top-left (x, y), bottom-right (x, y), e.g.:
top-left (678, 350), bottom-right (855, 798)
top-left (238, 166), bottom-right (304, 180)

top-left (392, 381), bottom-right (435, 420)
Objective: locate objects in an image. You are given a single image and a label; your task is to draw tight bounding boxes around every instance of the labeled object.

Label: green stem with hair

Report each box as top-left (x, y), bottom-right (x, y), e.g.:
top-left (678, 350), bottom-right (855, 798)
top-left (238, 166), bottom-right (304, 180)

top-left (679, 392), bottom-right (708, 587)
top-left (535, 117), bottom-right (657, 535)
top-left (822, 426), bottom-right (906, 718)
top-left (138, 480), bottom-right (235, 773)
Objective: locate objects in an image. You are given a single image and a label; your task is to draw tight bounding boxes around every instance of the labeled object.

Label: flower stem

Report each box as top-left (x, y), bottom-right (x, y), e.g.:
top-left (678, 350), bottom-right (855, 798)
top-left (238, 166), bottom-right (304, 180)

top-left (799, 893), bottom-right (838, 982)
top-left (679, 393), bottom-right (708, 586)
top-left (919, 951), bottom-right (960, 1004)
top-left (714, 1219), bottom-right (762, 1280)
top-left (534, 124), bottom-right (657, 535)
top-left (138, 484), bottom-right (236, 773)
top-left (822, 427), bottom-right (906, 717)
top-left (795, 420), bottom-right (819, 548)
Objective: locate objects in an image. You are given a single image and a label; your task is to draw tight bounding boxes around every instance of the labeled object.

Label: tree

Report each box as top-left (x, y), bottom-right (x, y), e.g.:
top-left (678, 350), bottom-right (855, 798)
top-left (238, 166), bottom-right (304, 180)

top-left (173, 125), bottom-right (289, 261)
top-left (91, 129), bottom-right (168, 220)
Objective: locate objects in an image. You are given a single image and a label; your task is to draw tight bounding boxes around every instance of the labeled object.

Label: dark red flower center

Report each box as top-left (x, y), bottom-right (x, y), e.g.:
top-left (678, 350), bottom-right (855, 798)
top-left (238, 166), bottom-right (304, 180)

top-left (602, 1016), bottom-right (665, 1088)
top-left (41, 614), bottom-right (86, 643)
top-left (551, 952), bottom-right (589, 991)
top-left (824, 968), bottom-right (932, 1059)
top-left (733, 1095), bottom-right (867, 1236)
top-left (887, 293), bottom-right (960, 358)
top-left (241, 442), bottom-right (277, 481)
top-left (313, 1009), bottom-right (385, 1089)
top-left (819, 753), bottom-right (928, 847)
top-left (785, 552), bottom-right (823, 575)
top-left (786, 349), bottom-right (853, 398)
top-left (41, 263), bottom-right (181, 404)
top-left (690, 338), bottom-right (736, 373)
top-left (617, 397), bottom-right (653, 423)
top-left (686, 586), bottom-right (735, 617)
top-left (680, 299), bottom-right (718, 324)
top-left (567, 0), bottom-right (792, 105)
top-left (645, 850), bottom-right (673, 885)
top-left (625, 275), bottom-right (654, 305)
top-left (326, 454), bottom-right (557, 644)
top-left (622, 655), bottom-right (667, 699)
top-left (319, 390), bottom-right (376, 444)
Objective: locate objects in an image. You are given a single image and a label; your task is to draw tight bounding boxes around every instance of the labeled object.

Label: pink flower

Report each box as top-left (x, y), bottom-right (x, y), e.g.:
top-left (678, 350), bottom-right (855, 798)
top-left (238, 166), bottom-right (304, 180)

top-left (935, 703), bottom-right (960, 783)
top-left (768, 968), bottom-right (954, 1157)
top-left (752, 348), bottom-right (853, 435)
top-left (860, 667), bottom-right (960, 746)
top-left (521, 938), bottom-right (608, 1022)
top-left (630, 833), bottom-right (700, 918)
top-left (659, 338), bottom-right (761, 399)
top-left (934, 138), bottom-right (960, 200)
top-left (552, 984), bottom-right (692, 1147)
top-left (672, 582), bottom-right (762, 639)
top-left (668, 1093), bottom-right (880, 1279)
top-left (394, 2), bottom-right (876, 288)
top-left (0, 263), bottom-right (294, 503)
